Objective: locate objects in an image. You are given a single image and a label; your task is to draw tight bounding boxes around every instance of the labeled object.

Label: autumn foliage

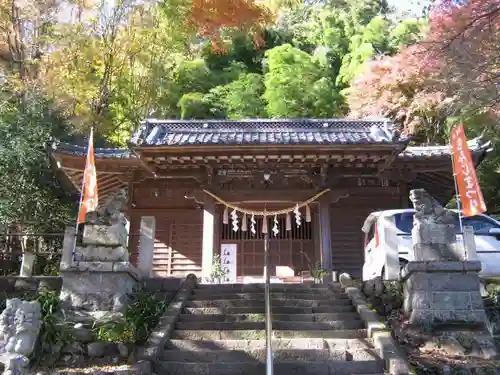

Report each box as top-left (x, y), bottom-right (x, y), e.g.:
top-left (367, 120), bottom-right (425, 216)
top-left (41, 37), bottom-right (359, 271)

top-left (348, 0), bottom-right (500, 141)
top-left (189, 0), bottom-right (272, 49)
top-left (347, 44), bottom-right (454, 143)
top-left (423, 0), bottom-right (500, 114)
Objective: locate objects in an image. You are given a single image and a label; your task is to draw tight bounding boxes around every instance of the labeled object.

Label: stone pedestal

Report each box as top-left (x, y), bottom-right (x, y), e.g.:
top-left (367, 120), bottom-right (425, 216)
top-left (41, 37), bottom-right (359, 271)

top-left (411, 222), bottom-right (464, 261)
top-left (402, 261), bottom-right (487, 328)
top-left (60, 222), bottom-right (139, 313)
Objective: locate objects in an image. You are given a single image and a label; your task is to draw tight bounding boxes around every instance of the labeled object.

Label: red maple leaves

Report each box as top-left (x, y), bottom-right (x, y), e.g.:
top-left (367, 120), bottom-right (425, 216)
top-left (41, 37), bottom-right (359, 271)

top-left (348, 0), bottom-right (500, 138)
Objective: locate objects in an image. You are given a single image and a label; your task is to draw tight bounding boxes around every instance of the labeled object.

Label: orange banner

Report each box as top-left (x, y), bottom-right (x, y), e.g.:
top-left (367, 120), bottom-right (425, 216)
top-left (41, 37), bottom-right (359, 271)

top-left (450, 124), bottom-right (486, 217)
top-left (77, 129), bottom-right (98, 224)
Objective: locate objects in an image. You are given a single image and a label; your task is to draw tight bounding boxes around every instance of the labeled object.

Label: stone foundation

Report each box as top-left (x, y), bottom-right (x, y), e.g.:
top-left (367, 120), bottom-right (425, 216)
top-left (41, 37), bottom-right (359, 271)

top-left (60, 216), bottom-right (139, 313)
top-left (60, 263), bottom-right (138, 313)
top-left (402, 261), bottom-right (487, 329)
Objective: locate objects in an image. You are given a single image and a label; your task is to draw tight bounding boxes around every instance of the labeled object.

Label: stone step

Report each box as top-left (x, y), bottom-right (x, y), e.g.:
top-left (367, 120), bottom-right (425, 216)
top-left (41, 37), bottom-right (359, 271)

top-left (183, 305), bottom-right (355, 315)
top-left (156, 359), bottom-right (384, 375)
top-left (192, 287), bottom-right (342, 295)
top-left (195, 284), bottom-right (341, 292)
top-left (189, 292), bottom-right (348, 301)
top-left (165, 338), bottom-right (374, 351)
top-left (160, 348), bottom-right (380, 362)
top-left (185, 298), bottom-right (351, 308)
top-left (178, 312), bottom-right (358, 322)
top-left (171, 329), bottom-right (368, 340)
top-left (175, 320), bottom-right (363, 331)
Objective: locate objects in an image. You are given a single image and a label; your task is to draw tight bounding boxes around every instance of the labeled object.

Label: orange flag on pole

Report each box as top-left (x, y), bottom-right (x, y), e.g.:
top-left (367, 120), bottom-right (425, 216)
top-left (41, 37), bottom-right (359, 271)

top-left (450, 124), bottom-right (486, 217)
top-left (77, 128), bottom-right (98, 224)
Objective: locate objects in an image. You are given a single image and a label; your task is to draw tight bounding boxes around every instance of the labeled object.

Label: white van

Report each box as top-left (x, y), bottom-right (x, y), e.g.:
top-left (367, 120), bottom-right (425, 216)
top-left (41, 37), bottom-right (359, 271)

top-left (362, 209), bottom-right (500, 282)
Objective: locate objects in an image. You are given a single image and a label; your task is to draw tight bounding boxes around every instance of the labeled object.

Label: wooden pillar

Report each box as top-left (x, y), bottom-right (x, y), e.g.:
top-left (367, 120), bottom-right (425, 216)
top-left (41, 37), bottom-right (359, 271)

top-left (318, 198), bottom-right (333, 280)
top-left (214, 205), bottom-right (221, 256)
top-left (202, 194), bottom-right (216, 281)
top-left (312, 204), bottom-right (321, 266)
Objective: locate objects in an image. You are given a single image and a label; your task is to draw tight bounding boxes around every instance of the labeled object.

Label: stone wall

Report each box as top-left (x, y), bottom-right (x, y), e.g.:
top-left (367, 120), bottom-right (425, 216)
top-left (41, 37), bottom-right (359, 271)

top-left (0, 276), bottom-right (62, 310)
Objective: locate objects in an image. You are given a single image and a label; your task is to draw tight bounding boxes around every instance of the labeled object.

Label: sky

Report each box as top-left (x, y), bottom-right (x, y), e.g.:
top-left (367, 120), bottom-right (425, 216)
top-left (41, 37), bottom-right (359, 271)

top-left (387, 0), bottom-right (432, 17)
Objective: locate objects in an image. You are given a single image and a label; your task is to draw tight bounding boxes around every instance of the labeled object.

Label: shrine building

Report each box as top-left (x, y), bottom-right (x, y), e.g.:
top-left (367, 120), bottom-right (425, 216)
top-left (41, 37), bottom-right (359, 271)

top-left (51, 119), bottom-right (490, 281)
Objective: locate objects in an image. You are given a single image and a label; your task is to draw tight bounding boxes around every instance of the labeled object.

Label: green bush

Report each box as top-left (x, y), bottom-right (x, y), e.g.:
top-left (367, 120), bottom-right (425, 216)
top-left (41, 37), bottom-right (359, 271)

top-left (32, 290), bottom-right (72, 365)
top-left (93, 290), bottom-right (167, 345)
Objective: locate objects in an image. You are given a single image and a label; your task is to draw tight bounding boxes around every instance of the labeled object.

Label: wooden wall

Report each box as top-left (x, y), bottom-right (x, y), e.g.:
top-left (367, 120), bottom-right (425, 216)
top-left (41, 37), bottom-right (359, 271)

top-left (129, 179), bottom-right (204, 277)
top-left (128, 179), bottom-right (410, 279)
top-left (129, 209), bottom-right (203, 277)
top-left (330, 187), bottom-right (403, 278)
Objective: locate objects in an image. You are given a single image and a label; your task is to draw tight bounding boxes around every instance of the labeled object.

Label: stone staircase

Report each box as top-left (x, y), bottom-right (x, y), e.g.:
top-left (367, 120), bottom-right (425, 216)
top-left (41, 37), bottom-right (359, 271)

top-left (158, 283), bottom-right (386, 375)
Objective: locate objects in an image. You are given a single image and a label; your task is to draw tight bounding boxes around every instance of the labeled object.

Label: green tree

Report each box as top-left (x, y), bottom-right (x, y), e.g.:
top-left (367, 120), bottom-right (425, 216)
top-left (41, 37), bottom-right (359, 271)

top-left (212, 73), bottom-right (268, 119)
top-left (0, 86), bottom-right (75, 232)
top-left (264, 44), bottom-right (344, 117)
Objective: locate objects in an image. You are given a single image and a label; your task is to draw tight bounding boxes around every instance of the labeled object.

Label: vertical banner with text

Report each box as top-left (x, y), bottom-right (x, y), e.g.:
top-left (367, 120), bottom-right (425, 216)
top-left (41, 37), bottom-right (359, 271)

top-left (77, 128), bottom-right (99, 224)
top-left (450, 124), bottom-right (486, 217)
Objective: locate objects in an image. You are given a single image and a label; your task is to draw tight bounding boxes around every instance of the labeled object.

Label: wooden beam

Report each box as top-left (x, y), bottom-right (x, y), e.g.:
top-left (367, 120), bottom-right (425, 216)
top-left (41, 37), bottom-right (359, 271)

top-left (209, 189), bottom-right (318, 204)
top-left (136, 144), bottom-right (400, 155)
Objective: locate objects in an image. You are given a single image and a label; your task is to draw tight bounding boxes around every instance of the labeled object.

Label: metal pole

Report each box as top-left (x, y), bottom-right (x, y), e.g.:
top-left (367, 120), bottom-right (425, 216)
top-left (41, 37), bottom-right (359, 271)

top-left (450, 133), bottom-right (465, 257)
top-left (264, 233), bottom-right (273, 375)
top-left (72, 128), bottom-right (93, 262)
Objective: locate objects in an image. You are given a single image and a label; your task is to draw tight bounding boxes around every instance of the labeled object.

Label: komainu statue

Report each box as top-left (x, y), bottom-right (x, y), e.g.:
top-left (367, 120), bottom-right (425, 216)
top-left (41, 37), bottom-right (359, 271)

top-left (85, 189), bottom-right (128, 225)
top-left (0, 299), bottom-right (42, 375)
top-left (409, 188), bottom-right (461, 261)
top-left (410, 188), bottom-right (456, 226)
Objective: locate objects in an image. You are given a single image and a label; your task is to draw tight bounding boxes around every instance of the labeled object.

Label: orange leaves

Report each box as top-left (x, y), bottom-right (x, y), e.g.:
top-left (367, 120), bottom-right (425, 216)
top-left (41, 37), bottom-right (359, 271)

top-left (189, 0), bottom-right (272, 50)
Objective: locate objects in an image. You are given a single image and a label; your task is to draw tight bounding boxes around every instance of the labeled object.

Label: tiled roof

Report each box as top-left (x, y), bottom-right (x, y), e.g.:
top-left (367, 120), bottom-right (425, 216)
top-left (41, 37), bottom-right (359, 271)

top-left (129, 118), bottom-right (404, 146)
top-left (53, 142), bottom-right (134, 159)
top-left (51, 119), bottom-right (491, 160)
top-left (398, 137), bottom-right (491, 160)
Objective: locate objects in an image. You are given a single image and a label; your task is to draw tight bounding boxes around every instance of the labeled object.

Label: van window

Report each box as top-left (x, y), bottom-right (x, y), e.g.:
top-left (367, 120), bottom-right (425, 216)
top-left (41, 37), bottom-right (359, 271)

top-left (395, 211), bottom-right (468, 234)
top-left (462, 216), bottom-right (499, 234)
top-left (366, 223), bottom-right (375, 243)
top-left (394, 212), bottom-right (415, 234)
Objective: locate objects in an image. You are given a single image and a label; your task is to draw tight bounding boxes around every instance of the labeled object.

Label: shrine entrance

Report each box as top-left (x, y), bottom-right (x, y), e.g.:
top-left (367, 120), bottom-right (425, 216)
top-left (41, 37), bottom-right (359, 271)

top-left (220, 213), bottom-right (316, 280)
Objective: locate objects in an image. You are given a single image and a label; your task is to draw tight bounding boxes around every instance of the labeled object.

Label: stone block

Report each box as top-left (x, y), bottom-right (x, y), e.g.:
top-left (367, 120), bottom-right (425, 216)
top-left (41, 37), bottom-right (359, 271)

top-left (432, 309), bottom-right (487, 324)
top-left (412, 223), bottom-right (456, 245)
top-left (405, 290), bottom-right (429, 311)
top-left (404, 273), bottom-right (429, 291)
top-left (76, 262), bottom-right (114, 272)
top-left (412, 243), bottom-right (463, 261)
top-left (83, 224), bottom-right (128, 247)
top-left (430, 292), bottom-right (471, 310)
top-left (403, 260), bottom-right (487, 329)
top-left (75, 245), bottom-right (129, 262)
top-left (402, 261), bottom-right (482, 279)
top-left (60, 271), bottom-right (136, 312)
top-left (470, 291), bottom-right (484, 309)
top-left (427, 272), bottom-right (480, 292)
top-left (113, 262), bottom-right (140, 279)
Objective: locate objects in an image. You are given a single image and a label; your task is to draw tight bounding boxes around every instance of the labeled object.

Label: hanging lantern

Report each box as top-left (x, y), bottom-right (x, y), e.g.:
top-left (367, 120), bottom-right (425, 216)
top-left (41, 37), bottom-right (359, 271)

top-left (231, 209), bottom-right (239, 232)
top-left (294, 204), bottom-right (302, 227)
top-left (305, 205), bottom-right (311, 223)
top-left (262, 215), bottom-right (268, 234)
top-left (242, 213), bottom-right (247, 231)
top-left (250, 214), bottom-right (256, 236)
top-left (223, 206), bottom-right (229, 224)
top-left (286, 213), bottom-right (292, 231)
top-left (272, 215), bottom-right (279, 236)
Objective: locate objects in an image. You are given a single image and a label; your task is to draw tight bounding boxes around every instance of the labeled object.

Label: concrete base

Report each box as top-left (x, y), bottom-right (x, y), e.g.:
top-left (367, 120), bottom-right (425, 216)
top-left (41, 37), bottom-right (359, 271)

top-left (402, 261), bottom-right (487, 329)
top-left (60, 261), bottom-right (139, 313)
